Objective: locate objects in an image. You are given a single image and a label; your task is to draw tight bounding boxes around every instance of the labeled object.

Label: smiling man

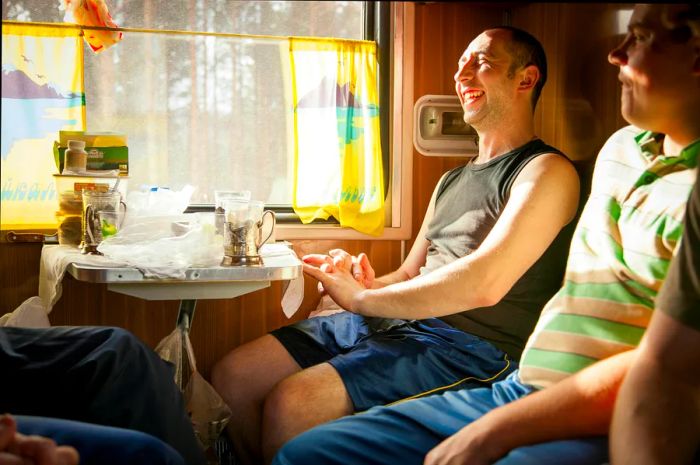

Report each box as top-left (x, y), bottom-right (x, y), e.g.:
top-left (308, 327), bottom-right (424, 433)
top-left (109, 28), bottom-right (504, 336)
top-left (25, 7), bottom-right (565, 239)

top-left (213, 27), bottom-right (581, 465)
top-left (272, 4), bottom-right (700, 465)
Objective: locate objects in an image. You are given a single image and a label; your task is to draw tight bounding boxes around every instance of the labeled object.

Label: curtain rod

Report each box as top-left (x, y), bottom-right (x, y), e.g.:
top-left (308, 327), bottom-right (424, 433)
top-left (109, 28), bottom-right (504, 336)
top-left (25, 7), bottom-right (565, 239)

top-left (1, 20), bottom-right (375, 44)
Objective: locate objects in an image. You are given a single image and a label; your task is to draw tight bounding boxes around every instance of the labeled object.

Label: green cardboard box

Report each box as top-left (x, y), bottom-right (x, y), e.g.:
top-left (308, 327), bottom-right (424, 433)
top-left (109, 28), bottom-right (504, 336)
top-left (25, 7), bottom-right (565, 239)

top-left (54, 142), bottom-right (129, 175)
top-left (53, 131), bottom-right (129, 175)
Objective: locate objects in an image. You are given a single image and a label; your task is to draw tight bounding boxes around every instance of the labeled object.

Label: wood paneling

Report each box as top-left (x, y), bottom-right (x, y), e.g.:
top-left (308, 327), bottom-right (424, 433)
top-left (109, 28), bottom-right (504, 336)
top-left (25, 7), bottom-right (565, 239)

top-left (0, 2), bottom-right (630, 380)
top-left (0, 243), bottom-right (43, 312)
top-left (512, 3), bottom-right (628, 163)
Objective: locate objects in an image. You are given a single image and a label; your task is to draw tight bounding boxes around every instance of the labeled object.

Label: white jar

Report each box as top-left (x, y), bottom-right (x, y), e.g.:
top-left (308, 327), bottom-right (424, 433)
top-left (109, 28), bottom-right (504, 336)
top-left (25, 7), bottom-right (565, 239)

top-left (63, 140), bottom-right (88, 174)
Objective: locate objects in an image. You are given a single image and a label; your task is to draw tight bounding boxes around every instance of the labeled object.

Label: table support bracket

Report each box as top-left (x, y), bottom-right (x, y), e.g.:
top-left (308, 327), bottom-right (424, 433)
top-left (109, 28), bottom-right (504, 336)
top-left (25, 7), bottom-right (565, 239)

top-left (176, 299), bottom-right (197, 333)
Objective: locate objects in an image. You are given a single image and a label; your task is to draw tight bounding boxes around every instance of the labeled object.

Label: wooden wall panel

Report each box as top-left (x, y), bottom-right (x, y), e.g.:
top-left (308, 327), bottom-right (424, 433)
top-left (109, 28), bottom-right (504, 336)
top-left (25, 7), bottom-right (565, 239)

top-left (0, 243), bottom-right (42, 312)
top-left (513, 3), bottom-right (628, 163)
top-left (1, 2), bottom-right (630, 380)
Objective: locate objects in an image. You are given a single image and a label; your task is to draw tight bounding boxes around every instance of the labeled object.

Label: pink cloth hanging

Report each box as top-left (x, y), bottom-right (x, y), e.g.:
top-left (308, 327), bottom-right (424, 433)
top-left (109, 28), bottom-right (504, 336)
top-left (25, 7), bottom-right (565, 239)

top-left (64, 0), bottom-right (123, 53)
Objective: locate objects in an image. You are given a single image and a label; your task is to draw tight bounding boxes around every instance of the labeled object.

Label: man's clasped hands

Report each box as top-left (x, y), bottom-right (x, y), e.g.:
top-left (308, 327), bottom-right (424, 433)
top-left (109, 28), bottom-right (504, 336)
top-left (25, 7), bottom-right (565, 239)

top-left (302, 249), bottom-right (375, 312)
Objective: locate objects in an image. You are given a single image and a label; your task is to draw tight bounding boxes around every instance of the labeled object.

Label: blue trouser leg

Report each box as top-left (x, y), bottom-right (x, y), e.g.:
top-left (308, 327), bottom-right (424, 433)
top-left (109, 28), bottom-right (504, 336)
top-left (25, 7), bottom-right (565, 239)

top-left (274, 372), bottom-right (609, 465)
top-left (15, 415), bottom-right (185, 465)
top-left (0, 326), bottom-right (205, 465)
top-left (496, 437), bottom-right (608, 465)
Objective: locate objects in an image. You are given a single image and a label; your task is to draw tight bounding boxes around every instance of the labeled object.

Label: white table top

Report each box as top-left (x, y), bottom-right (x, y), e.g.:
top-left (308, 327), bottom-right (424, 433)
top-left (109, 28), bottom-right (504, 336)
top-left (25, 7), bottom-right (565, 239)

top-left (66, 252), bottom-right (301, 284)
top-left (61, 248), bottom-right (302, 301)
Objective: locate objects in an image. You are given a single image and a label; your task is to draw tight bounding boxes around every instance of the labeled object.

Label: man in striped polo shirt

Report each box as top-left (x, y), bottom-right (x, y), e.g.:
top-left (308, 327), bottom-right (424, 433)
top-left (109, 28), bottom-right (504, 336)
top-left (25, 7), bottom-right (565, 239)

top-left (272, 4), bottom-right (700, 465)
top-left (611, 5), bottom-right (700, 464)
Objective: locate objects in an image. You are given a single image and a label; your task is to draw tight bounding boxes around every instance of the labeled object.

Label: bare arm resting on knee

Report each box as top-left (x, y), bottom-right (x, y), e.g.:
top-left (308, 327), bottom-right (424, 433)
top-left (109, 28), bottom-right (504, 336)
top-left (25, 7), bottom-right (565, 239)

top-left (425, 350), bottom-right (635, 465)
top-left (304, 154), bottom-right (580, 319)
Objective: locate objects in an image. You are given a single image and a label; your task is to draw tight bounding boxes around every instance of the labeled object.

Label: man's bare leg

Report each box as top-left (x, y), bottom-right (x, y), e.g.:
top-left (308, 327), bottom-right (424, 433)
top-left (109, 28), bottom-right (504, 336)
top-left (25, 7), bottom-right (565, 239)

top-left (211, 335), bottom-right (301, 465)
top-left (261, 362), bottom-right (353, 464)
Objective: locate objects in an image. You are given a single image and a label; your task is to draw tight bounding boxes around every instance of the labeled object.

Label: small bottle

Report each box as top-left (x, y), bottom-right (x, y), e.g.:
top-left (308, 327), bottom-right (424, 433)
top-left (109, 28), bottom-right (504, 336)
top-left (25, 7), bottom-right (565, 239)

top-left (63, 140), bottom-right (88, 174)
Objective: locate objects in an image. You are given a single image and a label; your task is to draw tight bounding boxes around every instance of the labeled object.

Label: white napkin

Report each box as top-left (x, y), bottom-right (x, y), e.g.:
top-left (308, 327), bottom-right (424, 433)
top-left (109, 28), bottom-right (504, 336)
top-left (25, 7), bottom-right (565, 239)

top-left (260, 243), bottom-right (304, 318)
top-left (281, 273), bottom-right (304, 318)
top-left (38, 245), bottom-right (126, 313)
top-left (0, 296), bottom-right (50, 327)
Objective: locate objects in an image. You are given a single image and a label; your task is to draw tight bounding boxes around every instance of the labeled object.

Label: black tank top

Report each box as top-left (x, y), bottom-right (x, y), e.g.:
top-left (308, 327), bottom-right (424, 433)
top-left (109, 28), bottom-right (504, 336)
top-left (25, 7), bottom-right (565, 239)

top-left (422, 139), bottom-right (576, 360)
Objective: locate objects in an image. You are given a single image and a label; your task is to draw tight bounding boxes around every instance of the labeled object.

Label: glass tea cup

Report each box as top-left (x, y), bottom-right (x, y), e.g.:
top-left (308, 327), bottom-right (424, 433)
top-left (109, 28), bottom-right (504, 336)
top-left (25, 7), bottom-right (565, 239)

top-left (222, 199), bottom-right (250, 227)
top-left (215, 191), bottom-right (251, 235)
top-left (248, 200), bottom-right (275, 247)
top-left (215, 190), bottom-right (251, 211)
top-left (221, 199), bottom-right (275, 265)
top-left (81, 190), bottom-right (126, 254)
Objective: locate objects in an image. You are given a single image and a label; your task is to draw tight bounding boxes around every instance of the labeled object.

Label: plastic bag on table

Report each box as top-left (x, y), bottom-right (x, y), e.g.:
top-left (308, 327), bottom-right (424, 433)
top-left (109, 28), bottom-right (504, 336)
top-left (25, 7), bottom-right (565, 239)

top-left (125, 185), bottom-right (195, 220)
top-left (97, 214), bottom-right (223, 278)
top-left (156, 327), bottom-right (232, 450)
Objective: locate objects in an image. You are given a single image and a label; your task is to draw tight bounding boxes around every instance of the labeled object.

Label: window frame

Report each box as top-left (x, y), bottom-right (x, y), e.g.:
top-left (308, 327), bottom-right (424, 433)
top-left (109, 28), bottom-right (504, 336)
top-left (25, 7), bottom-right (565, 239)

top-left (1, 2), bottom-right (415, 241)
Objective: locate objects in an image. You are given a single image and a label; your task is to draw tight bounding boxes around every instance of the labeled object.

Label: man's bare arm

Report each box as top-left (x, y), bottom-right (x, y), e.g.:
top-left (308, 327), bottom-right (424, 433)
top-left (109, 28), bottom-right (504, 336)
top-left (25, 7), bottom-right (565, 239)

top-left (305, 154), bottom-right (579, 318)
top-left (303, 172), bottom-right (442, 289)
top-left (610, 311), bottom-right (700, 465)
top-left (424, 350), bottom-right (634, 465)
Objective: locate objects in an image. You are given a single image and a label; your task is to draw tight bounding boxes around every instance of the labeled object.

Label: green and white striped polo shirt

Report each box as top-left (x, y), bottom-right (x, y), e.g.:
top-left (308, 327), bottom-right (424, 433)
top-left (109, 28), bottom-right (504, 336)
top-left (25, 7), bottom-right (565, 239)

top-left (519, 126), bottom-right (699, 390)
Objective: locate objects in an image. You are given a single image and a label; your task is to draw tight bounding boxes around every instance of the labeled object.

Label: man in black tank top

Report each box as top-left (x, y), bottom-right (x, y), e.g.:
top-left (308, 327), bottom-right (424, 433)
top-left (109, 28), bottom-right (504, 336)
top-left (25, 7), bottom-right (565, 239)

top-left (212, 27), bottom-right (581, 465)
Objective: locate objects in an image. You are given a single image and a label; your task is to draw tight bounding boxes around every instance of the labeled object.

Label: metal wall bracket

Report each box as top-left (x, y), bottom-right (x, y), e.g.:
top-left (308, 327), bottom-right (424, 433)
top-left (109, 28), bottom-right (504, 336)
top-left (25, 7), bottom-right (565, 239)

top-left (5, 231), bottom-right (57, 243)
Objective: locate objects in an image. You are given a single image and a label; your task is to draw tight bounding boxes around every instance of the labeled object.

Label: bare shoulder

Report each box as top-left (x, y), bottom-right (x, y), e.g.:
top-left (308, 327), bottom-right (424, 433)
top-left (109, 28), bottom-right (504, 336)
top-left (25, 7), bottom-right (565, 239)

top-left (510, 152), bottom-right (580, 222)
top-left (514, 152), bottom-right (580, 188)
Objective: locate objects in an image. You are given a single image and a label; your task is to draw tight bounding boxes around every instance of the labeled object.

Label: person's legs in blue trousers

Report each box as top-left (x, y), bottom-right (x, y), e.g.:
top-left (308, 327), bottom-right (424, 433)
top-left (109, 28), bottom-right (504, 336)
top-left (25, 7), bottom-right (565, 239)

top-left (0, 326), bottom-right (205, 465)
top-left (15, 415), bottom-right (185, 465)
top-left (273, 372), bottom-right (608, 465)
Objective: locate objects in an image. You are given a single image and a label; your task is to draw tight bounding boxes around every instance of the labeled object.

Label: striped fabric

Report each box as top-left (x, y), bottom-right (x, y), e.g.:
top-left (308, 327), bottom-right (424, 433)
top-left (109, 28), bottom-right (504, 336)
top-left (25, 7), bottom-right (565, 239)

top-left (519, 126), bottom-right (699, 389)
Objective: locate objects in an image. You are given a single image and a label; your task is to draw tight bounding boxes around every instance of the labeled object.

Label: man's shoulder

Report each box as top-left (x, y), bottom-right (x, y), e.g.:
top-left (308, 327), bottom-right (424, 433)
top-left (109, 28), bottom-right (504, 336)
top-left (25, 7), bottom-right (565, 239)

top-left (597, 125), bottom-right (643, 161)
top-left (517, 140), bottom-right (574, 173)
top-left (514, 139), bottom-right (576, 173)
top-left (532, 139), bottom-right (568, 158)
top-left (435, 164), bottom-right (468, 195)
top-left (607, 125), bottom-right (643, 144)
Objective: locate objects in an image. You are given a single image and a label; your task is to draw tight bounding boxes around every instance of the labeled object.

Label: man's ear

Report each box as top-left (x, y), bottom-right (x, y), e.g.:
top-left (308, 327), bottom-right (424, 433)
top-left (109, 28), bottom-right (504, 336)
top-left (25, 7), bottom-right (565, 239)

top-left (518, 65), bottom-right (539, 91)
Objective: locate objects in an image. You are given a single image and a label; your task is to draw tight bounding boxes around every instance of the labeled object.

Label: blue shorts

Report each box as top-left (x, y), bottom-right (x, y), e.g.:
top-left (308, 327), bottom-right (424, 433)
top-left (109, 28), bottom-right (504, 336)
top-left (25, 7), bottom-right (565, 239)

top-left (273, 371), bottom-right (610, 465)
top-left (270, 311), bottom-right (515, 411)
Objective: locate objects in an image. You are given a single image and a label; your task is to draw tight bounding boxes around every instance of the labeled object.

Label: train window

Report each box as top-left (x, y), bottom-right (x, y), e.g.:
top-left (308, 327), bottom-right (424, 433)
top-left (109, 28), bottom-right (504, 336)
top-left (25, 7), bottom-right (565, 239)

top-left (2, 1), bottom-right (402, 236)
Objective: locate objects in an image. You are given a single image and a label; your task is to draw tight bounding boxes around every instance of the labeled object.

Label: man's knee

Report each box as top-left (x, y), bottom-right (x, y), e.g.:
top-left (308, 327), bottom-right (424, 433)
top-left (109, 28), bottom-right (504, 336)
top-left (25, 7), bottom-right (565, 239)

top-left (103, 327), bottom-right (141, 350)
top-left (263, 366), bottom-right (349, 426)
top-left (213, 335), bottom-right (301, 403)
top-left (264, 375), bottom-right (310, 421)
top-left (211, 343), bottom-right (259, 399)
top-left (101, 327), bottom-right (158, 370)
top-left (79, 327), bottom-right (169, 392)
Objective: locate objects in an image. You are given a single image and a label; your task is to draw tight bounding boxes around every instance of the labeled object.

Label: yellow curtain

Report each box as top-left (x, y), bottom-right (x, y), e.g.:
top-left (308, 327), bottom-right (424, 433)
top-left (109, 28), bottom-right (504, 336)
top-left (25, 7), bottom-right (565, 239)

top-left (1, 23), bottom-right (85, 229)
top-left (290, 38), bottom-right (385, 236)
